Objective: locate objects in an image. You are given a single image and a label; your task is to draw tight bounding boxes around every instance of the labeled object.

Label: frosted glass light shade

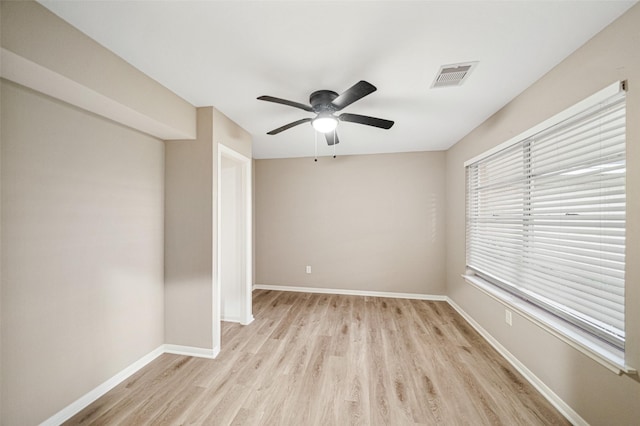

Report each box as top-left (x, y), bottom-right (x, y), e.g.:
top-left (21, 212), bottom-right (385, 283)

top-left (312, 115), bottom-right (338, 133)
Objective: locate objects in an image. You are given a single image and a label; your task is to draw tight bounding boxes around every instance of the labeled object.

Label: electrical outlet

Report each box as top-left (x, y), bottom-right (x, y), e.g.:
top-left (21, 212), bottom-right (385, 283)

top-left (305, 265), bottom-right (311, 274)
top-left (505, 309), bottom-right (513, 326)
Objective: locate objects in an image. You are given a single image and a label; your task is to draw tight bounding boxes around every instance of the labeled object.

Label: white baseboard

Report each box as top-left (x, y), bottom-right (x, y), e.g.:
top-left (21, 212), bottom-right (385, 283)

top-left (39, 344), bottom-right (218, 426)
top-left (241, 315), bottom-right (254, 325)
top-left (39, 346), bottom-right (165, 426)
top-left (253, 284), bottom-right (447, 301)
top-left (163, 344), bottom-right (219, 359)
top-left (222, 315), bottom-right (254, 325)
top-left (222, 316), bottom-right (255, 325)
top-left (446, 297), bottom-right (587, 426)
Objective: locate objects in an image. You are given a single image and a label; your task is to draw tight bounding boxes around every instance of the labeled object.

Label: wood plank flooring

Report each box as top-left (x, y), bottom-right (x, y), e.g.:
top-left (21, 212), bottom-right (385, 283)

top-left (64, 290), bottom-right (570, 425)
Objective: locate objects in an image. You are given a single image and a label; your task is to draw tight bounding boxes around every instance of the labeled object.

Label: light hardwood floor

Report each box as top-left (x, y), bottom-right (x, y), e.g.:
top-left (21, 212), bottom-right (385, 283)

top-left (65, 290), bottom-right (570, 425)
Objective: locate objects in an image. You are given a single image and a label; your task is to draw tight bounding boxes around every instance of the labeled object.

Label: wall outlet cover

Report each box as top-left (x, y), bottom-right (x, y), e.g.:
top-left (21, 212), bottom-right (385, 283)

top-left (505, 310), bottom-right (513, 326)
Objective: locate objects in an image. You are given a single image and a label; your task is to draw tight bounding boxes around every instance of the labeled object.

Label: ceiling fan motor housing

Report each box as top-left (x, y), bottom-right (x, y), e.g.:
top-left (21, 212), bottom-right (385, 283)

top-left (309, 90), bottom-right (339, 112)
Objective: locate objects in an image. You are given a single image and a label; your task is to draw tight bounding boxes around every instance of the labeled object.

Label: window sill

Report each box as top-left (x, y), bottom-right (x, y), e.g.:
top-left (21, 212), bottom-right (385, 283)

top-left (462, 274), bottom-right (636, 376)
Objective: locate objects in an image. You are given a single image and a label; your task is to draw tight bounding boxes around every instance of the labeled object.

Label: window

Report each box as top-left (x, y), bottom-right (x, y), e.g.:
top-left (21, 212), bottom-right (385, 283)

top-left (465, 82), bottom-right (626, 350)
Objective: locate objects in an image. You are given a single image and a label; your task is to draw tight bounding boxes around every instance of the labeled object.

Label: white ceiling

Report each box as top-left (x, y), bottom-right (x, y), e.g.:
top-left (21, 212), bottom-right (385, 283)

top-left (39, 1), bottom-right (635, 159)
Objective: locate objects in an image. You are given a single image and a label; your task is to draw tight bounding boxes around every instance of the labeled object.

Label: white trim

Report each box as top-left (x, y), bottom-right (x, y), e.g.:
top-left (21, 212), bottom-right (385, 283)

top-left (221, 315), bottom-right (255, 326)
top-left (214, 145), bottom-right (222, 363)
top-left (163, 344), bottom-right (219, 359)
top-left (39, 346), bottom-right (165, 426)
top-left (216, 144), bottom-right (253, 356)
top-left (462, 274), bottom-right (635, 375)
top-left (252, 284), bottom-right (447, 301)
top-left (219, 143), bottom-right (251, 163)
top-left (464, 81), bottom-right (622, 166)
top-left (446, 297), bottom-right (588, 426)
top-left (241, 315), bottom-right (255, 326)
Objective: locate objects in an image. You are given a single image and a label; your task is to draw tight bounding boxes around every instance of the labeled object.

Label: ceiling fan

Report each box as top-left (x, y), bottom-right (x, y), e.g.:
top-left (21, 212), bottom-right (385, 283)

top-left (257, 80), bottom-right (394, 146)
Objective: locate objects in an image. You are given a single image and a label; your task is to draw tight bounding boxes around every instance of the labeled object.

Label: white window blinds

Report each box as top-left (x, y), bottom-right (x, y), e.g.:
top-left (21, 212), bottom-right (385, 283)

top-left (466, 85), bottom-right (626, 349)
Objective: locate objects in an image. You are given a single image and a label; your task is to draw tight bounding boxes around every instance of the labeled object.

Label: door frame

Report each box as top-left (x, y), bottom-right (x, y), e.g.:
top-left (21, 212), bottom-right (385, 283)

top-left (214, 144), bottom-right (253, 352)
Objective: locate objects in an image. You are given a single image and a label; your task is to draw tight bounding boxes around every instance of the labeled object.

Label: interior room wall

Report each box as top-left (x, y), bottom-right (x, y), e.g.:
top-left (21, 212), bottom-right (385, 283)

top-left (0, 1), bottom-right (195, 140)
top-left (164, 107), bottom-right (251, 349)
top-left (0, 3), bottom-right (200, 423)
top-left (445, 4), bottom-right (640, 425)
top-left (0, 80), bottom-right (165, 425)
top-left (213, 109), bottom-right (252, 159)
top-left (164, 108), bottom-right (215, 350)
top-left (255, 151), bottom-right (446, 295)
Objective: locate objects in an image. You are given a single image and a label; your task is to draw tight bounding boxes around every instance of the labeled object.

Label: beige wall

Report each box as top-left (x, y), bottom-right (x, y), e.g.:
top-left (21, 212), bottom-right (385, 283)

top-left (445, 4), bottom-right (640, 425)
top-left (164, 108), bottom-right (215, 349)
top-left (255, 151), bottom-right (446, 295)
top-left (214, 108), bottom-right (252, 159)
top-left (164, 107), bottom-right (251, 349)
top-left (0, 80), bottom-right (165, 425)
top-left (1, 1), bottom-right (196, 140)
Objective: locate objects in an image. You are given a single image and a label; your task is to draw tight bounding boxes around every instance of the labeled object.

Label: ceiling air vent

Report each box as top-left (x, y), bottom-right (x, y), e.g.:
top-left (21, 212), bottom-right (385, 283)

top-left (431, 62), bottom-right (478, 88)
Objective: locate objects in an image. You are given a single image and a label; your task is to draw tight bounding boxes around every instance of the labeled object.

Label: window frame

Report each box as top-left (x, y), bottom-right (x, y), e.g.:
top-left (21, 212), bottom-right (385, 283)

top-left (463, 81), bottom-right (634, 374)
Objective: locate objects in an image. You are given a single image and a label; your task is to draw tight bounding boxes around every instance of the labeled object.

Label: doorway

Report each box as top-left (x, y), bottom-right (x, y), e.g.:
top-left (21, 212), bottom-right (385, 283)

top-left (215, 144), bottom-right (253, 351)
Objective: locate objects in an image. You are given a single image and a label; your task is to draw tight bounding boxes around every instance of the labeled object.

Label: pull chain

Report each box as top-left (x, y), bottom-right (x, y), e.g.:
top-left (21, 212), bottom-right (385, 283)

top-left (333, 131), bottom-right (336, 158)
top-left (314, 129), bottom-right (318, 162)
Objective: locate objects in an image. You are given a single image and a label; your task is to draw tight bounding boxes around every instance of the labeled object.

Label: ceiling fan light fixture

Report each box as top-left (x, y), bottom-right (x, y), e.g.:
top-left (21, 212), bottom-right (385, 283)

top-left (312, 114), bottom-right (338, 133)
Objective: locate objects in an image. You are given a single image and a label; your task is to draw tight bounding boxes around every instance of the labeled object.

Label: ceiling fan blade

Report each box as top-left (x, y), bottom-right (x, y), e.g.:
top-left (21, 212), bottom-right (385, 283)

top-left (257, 95), bottom-right (313, 112)
top-left (267, 118), bottom-right (312, 135)
top-left (331, 81), bottom-right (377, 111)
top-left (339, 113), bottom-right (394, 129)
top-left (325, 130), bottom-right (340, 146)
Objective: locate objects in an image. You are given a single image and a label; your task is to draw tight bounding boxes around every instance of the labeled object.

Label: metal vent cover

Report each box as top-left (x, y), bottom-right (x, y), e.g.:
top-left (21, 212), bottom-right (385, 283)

top-left (432, 62), bottom-right (478, 88)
